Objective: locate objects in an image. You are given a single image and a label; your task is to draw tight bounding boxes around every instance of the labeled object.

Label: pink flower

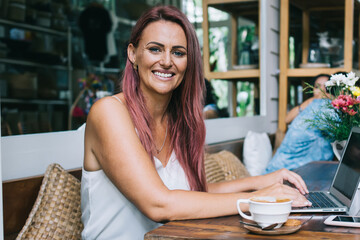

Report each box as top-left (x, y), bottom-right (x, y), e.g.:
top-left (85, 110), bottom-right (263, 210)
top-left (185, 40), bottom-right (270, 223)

top-left (332, 95), bottom-right (356, 107)
top-left (332, 95), bottom-right (349, 109)
top-left (347, 109), bottom-right (357, 116)
top-left (332, 95), bottom-right (360, 115)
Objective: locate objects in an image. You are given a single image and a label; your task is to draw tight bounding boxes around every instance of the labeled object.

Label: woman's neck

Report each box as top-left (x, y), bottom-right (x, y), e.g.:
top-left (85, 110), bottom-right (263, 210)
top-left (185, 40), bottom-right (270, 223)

top-left (144, 93), bottom-right (172, 123)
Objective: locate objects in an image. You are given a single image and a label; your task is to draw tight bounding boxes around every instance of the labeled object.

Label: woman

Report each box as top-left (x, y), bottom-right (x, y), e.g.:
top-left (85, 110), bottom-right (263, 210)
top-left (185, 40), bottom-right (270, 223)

top-left (284, 74), bottom-right (331, 124)
top-left (81, 5), bottom-right (311, 239)
top-left (264, 74), bottom-right (334, 174)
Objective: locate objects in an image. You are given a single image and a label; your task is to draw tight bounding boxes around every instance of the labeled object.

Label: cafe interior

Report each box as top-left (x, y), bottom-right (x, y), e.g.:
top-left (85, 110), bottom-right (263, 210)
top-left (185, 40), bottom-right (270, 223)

top-left (1, 0), bottom-right (360, 239)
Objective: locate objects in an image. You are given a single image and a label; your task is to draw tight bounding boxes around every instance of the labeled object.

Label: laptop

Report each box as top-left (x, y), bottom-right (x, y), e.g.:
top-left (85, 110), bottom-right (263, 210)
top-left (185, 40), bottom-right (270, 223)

top-left (292, 126), bottom-right (360, 213)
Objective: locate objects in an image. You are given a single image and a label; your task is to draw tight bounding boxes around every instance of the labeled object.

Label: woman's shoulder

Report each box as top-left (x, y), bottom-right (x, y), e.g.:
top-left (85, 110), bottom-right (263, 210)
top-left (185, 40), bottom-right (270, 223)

top-left (90, 93), bottom-right (126, 112)
top-left (87, 93), bottom-right (130, 126)
top-left (311, 98), bottom-right (330, 107)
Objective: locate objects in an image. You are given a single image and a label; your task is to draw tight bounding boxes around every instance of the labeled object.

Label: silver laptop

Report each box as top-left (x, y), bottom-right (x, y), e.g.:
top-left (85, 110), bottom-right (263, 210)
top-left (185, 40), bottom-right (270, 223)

top-left (292, 126), bottom-right (360, 213)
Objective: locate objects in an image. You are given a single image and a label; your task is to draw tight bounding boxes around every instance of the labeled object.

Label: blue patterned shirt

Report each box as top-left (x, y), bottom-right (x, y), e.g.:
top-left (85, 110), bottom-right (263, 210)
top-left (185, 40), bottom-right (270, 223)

top-left (264, 99), bottom-right (334, 174)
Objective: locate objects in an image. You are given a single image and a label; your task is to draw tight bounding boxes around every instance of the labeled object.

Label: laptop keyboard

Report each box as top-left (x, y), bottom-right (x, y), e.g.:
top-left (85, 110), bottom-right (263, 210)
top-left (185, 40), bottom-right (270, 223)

top-left (305, 192), bottom-right (338, 208)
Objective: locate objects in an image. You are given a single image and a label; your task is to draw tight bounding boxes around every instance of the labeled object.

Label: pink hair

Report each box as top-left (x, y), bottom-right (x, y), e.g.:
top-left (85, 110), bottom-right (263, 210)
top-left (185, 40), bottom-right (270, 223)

top-left (122, 6), bottom-right (207, 192)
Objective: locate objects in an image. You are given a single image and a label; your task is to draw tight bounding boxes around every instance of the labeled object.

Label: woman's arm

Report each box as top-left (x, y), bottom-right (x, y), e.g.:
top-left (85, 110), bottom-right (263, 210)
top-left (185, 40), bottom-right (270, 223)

top-left (285, 105), bottom-right (302, 124)
top-left (208, 176), bottom-right (263, 193)
top-left (85, 97), bottom-right (310, 223)
top-left (208, 168), bottom-right (309, 195)
top-left (285, 97), bottom-right (315, 124)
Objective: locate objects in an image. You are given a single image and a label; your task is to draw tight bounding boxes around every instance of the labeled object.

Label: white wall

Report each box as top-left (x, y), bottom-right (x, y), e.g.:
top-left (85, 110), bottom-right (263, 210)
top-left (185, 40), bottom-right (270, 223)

top-left (2, 127), bottom-right (84, 181)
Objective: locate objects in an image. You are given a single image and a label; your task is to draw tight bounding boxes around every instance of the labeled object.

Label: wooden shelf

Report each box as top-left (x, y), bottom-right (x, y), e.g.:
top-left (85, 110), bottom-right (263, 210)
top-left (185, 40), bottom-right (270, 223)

top-left (278, 0), bottom-right (358, 132)
top-left (207, 0), bottom-right (258, 19)
top-left (0, 58), bottom-right (70, 71)
top-left (203, 0), bottom-right (260, 77)
top-left (94, 66), bottom-right (120, 73)
top-left (290, 0), bottom-right (352, 10)
top-left (0, 18), bottom-right (68, 36)
top-left (1, 98), bottom-right (68, 105)
top-left (286, 68), bottom-right (347, 77)
top-left (206, 69), bottom-right (260, 80)
top-left (202, 0), bottom-right (260, 116)
top-left (206, 0), bottom-right (257, 4)
top-left (0, 18), bottom-right (73, 135)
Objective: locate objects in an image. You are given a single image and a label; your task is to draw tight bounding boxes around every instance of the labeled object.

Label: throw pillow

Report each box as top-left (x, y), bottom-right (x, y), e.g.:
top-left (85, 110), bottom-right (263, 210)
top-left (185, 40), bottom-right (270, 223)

top-left (16, 163), bottom-right (83, 240)
top-left (205, 150), bottom-right (250, 183)
top-left (243, 131), bottom-right (272, 176)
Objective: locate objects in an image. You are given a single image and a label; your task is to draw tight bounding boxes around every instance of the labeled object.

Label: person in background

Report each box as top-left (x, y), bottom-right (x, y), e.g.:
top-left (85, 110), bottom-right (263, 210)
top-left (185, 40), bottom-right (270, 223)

top-left (78, 2), bottom-right (112, 63)
top-left (81, 5), bottom-right (311, 239)
top-left (264, 74), bottom-right (334, 174)
top-left (203, 78), bottom-right (220, 119)
top-left (285, 74), bottom-right (331, 124)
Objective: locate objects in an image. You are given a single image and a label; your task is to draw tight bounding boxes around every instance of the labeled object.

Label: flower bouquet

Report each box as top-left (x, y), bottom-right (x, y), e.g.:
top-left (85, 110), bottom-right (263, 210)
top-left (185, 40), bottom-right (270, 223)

top-left (305, 72), bottom-right (360, 142)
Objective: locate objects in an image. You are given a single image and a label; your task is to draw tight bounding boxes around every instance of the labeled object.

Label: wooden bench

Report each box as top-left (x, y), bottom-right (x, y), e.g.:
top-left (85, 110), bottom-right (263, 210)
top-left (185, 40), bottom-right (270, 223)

top-left (3, 134), bottom-right (275, 240)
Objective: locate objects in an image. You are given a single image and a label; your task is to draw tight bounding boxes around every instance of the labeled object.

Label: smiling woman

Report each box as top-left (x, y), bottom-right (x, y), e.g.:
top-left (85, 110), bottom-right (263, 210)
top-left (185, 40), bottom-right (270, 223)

top-left (81, 6), bottom-right (207, 239)
top-left (80, 5), bottom-right (311, 240)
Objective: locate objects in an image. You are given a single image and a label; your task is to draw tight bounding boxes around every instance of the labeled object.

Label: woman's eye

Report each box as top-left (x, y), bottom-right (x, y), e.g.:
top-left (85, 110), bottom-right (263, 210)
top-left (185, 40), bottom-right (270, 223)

top-left (149, 47), bottom-right (160, 53)
top-left (173, 51), bottom-right (186, 57)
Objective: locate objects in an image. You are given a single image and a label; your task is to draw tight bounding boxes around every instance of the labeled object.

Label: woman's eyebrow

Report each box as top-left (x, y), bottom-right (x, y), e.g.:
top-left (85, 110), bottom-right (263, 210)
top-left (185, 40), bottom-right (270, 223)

top-left (146, 41), bottom-right (187, 51)
top-left (146, 41), bottom-right (164, 47)
top-left (173, 45), bottom-right (187, 51)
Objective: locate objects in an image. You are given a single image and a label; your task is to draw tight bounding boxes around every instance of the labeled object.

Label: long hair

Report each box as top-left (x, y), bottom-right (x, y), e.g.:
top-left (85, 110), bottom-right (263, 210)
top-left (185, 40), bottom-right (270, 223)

top-left (122, 5), bottom-right (207, 192)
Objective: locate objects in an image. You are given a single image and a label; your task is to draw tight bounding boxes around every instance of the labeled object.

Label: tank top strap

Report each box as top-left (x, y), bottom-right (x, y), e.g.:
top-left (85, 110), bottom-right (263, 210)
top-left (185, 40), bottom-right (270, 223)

top-left (111, 95), bottom-right (124, 105)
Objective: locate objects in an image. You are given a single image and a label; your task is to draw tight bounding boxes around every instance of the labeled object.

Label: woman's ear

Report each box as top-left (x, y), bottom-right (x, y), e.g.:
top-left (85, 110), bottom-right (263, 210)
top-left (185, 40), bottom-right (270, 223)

top-left (128, 43), bottom-right (136, 64)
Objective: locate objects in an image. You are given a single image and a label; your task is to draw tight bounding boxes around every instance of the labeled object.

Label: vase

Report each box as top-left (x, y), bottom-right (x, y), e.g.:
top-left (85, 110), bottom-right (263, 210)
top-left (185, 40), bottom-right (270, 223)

top-left (331, 140), bottom-right (347, 160)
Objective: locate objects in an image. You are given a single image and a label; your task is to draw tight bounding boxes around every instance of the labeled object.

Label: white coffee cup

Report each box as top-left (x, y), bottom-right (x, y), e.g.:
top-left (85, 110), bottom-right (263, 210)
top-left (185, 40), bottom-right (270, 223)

top-left (237, 196), bottom-right (292, 229)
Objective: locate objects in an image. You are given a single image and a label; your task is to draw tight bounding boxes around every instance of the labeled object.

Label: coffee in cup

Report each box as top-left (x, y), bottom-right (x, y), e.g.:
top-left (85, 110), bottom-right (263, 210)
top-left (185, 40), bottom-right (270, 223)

top-left (237, 196), bottom-right (292, 229)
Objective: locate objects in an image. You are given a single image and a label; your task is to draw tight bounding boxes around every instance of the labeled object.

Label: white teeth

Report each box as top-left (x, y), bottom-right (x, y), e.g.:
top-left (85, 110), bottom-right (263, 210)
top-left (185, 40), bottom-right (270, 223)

top-left (154, 72), bottom-right (172, 78)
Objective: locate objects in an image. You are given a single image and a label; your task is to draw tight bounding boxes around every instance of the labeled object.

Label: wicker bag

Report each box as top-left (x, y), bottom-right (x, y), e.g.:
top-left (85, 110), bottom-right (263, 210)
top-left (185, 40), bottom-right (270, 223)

top-left (16, 163), bottom-right (83, 240)
top-left (205, 150), bottom-right (250, 183)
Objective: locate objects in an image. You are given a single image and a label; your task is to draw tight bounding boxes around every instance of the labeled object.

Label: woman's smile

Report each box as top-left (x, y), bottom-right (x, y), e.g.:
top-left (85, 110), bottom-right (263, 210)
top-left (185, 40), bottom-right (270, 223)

top-left (153, 70), bottom-right (174, 79)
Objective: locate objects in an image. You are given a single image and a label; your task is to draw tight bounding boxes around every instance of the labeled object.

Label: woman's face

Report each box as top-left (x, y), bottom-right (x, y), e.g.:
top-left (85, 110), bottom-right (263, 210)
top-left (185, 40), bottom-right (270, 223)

top-left (313, 76), bottom-right (329, 98)
top-left (128, 20), bottom-right (188, 97)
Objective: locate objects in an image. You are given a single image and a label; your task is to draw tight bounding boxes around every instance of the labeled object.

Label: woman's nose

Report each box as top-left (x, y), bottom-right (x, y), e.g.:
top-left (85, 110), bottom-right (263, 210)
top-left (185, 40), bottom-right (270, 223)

top-left (160, 52), bottom-right (172, 67)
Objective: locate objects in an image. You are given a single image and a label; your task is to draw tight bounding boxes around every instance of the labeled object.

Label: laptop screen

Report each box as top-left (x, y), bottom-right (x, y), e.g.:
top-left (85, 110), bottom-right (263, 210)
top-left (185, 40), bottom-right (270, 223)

top-left (332, 128), bottom-right (360, 200)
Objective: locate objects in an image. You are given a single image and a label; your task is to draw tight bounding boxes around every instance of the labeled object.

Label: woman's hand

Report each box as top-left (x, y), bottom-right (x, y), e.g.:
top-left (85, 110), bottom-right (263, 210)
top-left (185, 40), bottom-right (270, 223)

top-left (252, 168), bottom-right (312, 207)
top-left (246, 168), bottom-right (311, 207)
top-left (261, 168), bottom-right (309, 195)
top-left (253, 182), bottom-right (311, 207)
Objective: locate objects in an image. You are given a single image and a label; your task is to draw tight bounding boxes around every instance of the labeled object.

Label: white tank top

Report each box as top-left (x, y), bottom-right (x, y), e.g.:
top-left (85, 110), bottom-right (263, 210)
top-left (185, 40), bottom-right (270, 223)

top-left (81, 96), bottom-right (190, 239)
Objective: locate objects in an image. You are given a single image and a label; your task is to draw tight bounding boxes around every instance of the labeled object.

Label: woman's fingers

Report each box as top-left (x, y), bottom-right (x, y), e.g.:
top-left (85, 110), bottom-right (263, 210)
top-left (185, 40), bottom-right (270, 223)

top-left (286, 171), bottom-right (309, 194)
top-left (255, 183), bottom-right (311, 207)
top-left (292, 199), bottom-right (312, 207)
top-left (277, 169), bottom-right (309, 195)
top-left (281, 185), bottom-right (311, 207)
top-left (292, 193), bottom-right (312, 207)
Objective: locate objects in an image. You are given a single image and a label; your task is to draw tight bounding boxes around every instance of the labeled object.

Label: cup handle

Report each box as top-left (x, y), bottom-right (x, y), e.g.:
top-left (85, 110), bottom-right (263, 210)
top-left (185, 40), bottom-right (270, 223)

top-left (237, 199), bottom-right (254, 221)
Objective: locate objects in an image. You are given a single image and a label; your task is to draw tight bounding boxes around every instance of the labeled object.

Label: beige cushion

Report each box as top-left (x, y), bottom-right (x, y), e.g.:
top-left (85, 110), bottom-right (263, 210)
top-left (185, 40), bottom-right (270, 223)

top-left (16, 163), bottom-right (83, 240)
top-left (205, 150), bottom-right (250, 183)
